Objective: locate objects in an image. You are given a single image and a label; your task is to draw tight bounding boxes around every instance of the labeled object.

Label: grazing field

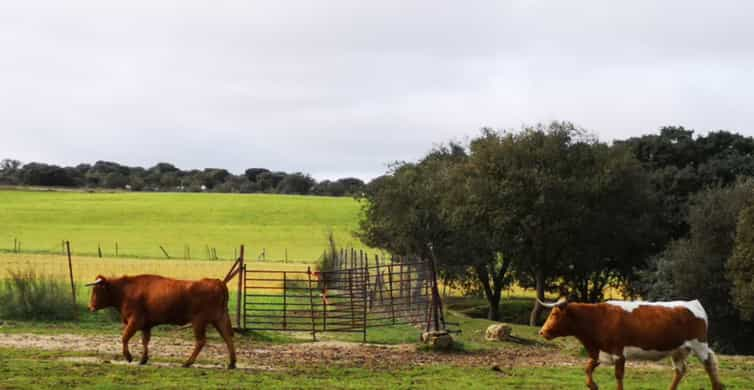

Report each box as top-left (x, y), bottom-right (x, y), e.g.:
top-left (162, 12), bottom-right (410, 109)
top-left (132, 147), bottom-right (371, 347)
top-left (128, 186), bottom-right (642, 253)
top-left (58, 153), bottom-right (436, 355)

top-left (0, 189), bottom-right (366, 260)
top-left (1, 307), bottom-right (753, 389)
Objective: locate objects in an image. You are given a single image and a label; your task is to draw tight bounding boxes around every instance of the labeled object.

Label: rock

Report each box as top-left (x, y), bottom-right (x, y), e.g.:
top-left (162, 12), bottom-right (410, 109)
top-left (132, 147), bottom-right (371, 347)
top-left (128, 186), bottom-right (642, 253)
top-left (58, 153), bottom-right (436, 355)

top-left (485, 323), bottom-right (512, 341)
top-left (421, 330), bottom-right (453, 349)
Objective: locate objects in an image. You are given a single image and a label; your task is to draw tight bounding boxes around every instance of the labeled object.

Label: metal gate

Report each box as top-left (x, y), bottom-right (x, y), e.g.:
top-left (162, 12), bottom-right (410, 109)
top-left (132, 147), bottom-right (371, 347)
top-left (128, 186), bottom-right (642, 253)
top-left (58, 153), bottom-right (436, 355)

top-left (225, 247), bottom-right (446, 341)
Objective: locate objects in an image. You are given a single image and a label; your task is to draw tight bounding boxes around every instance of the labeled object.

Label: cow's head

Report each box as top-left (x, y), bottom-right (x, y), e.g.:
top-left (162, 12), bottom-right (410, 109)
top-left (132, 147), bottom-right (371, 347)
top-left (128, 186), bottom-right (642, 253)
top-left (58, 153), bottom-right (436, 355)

top-left (86, 275), bottom-right (112, 312)
top-left (538, 297), bottom-right (571, 340)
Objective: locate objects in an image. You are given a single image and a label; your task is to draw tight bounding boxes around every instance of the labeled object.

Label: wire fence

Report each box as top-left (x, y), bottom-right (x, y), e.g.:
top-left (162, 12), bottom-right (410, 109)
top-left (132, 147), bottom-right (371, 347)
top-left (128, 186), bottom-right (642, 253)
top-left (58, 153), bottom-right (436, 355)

top-left (1, 237), bottom-right (331, 263)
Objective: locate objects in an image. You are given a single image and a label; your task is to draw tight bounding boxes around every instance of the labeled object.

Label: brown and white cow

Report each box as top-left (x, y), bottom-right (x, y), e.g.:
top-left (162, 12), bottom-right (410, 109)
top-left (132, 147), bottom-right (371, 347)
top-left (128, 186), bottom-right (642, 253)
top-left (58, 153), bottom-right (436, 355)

top-left (87, 274), bottom-right (236, 369)
top-left (538, 298), bottom-right (723, 390)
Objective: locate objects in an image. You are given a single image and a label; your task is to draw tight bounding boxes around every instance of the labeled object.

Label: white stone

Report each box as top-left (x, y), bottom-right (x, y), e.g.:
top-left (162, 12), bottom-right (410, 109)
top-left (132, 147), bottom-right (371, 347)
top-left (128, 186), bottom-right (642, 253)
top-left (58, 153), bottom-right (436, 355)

top-left (485, 324), bottom-right (512, 341)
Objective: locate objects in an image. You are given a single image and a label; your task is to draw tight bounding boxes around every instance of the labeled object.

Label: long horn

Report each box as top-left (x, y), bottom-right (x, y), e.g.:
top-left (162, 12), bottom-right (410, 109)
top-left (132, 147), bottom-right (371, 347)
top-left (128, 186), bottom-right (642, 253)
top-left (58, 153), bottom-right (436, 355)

top-left (536, 297), bottom-right (567, 308)
top-left (85, 278), bottom-right (104, 287)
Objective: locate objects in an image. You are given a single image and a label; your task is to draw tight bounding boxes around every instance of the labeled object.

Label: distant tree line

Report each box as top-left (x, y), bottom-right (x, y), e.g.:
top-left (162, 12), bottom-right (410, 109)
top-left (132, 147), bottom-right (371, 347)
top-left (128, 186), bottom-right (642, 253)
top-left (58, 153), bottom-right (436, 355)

top-left (358, 123), bottom-right (754, 353)
top-left (0, 160), bottom-right (365, 197)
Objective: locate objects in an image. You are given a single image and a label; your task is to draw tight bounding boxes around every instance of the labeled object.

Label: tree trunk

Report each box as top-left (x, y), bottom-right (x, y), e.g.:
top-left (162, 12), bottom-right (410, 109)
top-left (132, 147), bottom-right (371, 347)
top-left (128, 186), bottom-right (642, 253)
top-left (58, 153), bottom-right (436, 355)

top-left (529, 269), bottom-right (545, 326)
top-left (487, 297), bottom-right (501, 321)
top-left (475, 264), bottom-right (501, 322)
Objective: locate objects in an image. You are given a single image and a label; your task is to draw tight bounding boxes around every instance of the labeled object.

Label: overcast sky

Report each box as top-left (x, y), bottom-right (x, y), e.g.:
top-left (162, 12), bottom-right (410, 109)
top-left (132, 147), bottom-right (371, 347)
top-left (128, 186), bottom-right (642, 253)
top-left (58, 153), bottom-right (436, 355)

top-left (1, 1), bottom-right (753, 180)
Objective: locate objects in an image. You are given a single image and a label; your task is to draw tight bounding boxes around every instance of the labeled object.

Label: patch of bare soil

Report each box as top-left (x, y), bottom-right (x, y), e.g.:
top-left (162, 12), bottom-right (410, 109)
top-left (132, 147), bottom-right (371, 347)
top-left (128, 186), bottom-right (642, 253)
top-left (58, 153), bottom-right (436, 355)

top-left (0, 333), bottom-right (671, 371)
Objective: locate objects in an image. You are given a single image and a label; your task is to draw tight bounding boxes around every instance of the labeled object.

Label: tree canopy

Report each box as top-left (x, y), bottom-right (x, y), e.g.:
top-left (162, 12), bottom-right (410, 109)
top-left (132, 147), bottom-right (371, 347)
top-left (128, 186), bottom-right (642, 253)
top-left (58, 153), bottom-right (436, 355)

top-left (0, 160), bottom-right (364, 197)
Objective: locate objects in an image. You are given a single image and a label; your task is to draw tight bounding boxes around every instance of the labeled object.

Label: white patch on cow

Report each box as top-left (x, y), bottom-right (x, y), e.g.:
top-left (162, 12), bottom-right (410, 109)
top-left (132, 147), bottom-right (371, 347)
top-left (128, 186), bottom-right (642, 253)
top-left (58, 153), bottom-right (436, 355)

top-left (684, 339), bottom-right (711, 361)
top-left (599, 341), bottom-right (711, 364)
top-left (605, 299), bottom-right (708, 324)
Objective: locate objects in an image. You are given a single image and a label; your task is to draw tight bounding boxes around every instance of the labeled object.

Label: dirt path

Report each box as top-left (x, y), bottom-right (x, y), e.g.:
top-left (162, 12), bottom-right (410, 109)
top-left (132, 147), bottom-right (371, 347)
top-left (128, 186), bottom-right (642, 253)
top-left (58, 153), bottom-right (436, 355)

top-left (0, 332), bottom-right (579, 370)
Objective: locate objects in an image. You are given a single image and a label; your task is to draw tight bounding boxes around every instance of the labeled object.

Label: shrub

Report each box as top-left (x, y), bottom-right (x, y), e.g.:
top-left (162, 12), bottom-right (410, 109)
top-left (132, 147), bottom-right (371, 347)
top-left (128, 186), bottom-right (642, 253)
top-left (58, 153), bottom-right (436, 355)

top-left (0, 268), bottom-right (79, 321)
top-left (315, 232), bottom-right (341, 288)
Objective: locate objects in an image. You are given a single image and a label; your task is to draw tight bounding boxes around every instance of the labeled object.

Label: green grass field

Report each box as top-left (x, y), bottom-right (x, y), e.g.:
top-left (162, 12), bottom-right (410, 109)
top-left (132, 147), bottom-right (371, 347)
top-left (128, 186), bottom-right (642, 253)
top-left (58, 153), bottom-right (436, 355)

top-left (2, 350), bottom-right (752, 390)
top-left (0, 190), bottom-right (366, 260)
top-left (2, 308), bottom-right (752, 389)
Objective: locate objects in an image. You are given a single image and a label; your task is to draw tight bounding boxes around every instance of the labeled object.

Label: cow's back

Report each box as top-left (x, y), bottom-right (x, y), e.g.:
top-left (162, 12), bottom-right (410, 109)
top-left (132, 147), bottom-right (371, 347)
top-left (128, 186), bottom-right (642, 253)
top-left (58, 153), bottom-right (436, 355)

top-left (598, 301), bottom-right (709, 356)
top-left (122, 275), bottom-right (228, 326)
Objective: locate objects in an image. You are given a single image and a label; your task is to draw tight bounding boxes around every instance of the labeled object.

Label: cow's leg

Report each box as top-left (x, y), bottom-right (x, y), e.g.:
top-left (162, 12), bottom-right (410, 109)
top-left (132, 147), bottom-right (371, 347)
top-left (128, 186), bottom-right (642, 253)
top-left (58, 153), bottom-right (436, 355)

top-left (669, 348), bottom-right (689, 390)
top-left (702, 353), bottom-right (724, 390)
top-left (212, 314), bottom-right (237, 369)
top-left (614, 356), bottom-right (625, 390)
top-left (689, 341), bottom-right (724, 390)
top-left (121, 318), bottom-right (140, 363)
top-left (182, 321), bottom-right (207, 368)
top-left (139, 328), bottom-right (151, 365)
top-left (585, 355), bottom-right (600, 390)
top-left (701, 351), bottom-right (724, 390)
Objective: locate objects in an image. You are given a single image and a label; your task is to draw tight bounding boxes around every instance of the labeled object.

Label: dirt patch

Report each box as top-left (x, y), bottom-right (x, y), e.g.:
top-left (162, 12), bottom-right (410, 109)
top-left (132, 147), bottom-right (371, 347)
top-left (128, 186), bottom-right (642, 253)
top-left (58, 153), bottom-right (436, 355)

top-left (0, 332), bottom-right (674, 371)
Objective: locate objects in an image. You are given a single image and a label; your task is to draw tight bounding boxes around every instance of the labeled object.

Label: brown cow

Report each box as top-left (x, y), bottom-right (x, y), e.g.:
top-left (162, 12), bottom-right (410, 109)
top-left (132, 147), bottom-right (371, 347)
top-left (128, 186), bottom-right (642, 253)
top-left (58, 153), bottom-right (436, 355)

top-left (538, 298), bottom-right (723, 390)
top-left (87, 274), bottom-right (236, 369)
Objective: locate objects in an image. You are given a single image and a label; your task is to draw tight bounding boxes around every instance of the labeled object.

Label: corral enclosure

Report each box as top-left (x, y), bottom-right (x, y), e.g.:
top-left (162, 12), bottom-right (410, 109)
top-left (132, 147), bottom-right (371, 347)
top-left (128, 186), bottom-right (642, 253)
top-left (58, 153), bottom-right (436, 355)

top-left (0, 190), bottom-right (367, 260)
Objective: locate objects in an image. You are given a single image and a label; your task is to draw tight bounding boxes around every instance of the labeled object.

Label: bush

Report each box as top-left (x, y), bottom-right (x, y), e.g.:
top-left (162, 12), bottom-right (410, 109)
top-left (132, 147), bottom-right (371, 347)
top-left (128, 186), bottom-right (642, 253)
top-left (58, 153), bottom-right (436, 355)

top-left (315, 232), bottom-right (341, 288)
top-left (0, 268), bottom-right (79, 321)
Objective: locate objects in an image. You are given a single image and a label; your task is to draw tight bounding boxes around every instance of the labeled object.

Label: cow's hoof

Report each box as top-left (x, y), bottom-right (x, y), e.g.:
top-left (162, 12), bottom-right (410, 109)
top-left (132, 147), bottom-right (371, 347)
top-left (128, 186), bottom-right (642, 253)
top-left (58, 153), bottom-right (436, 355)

top-left (139, 358), bottom-right (148, 365)
top-left (124, 355), bottom-right (133, 363)
top-left (181, 362), bottom-right (192, 368)
top-left (228, 362), bottom-right (236, 370)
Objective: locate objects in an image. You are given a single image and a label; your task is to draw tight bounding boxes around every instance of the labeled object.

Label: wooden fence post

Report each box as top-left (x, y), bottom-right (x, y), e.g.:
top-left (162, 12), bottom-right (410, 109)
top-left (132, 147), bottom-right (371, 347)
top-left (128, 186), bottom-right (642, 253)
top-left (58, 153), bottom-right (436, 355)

top-left (236, 245), bottom-right (244, 329)
top-left (307, 266), bottom-right (316, 341)
top-left (362, 259), bottom-right (368, 342)
top-left (65, 241), bottom-right (77, 319)
top-left (375, 255), bottom-right (383, 306)
top-left (387, 263), bottom-right (396, 324)
top-left (283, 272), bottom-right (288, 330)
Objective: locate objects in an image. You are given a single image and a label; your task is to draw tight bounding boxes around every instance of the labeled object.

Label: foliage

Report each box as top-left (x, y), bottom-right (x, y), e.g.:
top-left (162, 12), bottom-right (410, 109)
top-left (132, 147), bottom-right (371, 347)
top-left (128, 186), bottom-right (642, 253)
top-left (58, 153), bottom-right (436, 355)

top-left (315, 232), bottom-right (340, 287)
top-left (638, 180), bottom-right (754, 353)
top-left (0, 159), bottom-right (362, 197)
top-left (459, 124), bottom-right (657, 322)
top-left (618, 127), bottom-right (754, 240)
top-left (358, 123), bottom-right (660, 323)
top-left (312, 178), bottom-right (366, 197)
top-left (276, 172), bottom-right (316, 194)
top-left (357, 143), bottom-right (512, 320)
top-left (728, 203), bottom-right (754, 321)
top-left (0, 267), bottom-right (78, 321)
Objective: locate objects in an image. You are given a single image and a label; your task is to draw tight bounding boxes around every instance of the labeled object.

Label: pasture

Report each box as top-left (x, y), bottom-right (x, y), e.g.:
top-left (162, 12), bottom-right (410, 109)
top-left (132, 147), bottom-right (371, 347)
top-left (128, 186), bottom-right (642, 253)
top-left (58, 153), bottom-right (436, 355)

top-left (2, 188), bottom-right (753, 389)
top-left (2, 308), bottom-right (753, 389)
top-left (0, 189), bottom-right (366, 260)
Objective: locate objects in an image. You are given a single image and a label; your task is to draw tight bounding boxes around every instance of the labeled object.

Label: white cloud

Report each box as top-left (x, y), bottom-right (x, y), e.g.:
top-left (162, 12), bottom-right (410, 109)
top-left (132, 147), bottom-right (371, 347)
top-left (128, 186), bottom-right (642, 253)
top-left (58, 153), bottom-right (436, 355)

top-left (0, 1), bottom-right (753, 180)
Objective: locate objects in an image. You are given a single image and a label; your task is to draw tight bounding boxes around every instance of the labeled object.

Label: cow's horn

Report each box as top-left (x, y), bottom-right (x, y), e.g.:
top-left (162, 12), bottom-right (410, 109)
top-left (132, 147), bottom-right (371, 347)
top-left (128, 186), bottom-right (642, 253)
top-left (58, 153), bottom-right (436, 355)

top-left (536, 297), bottom-right (568, 309)
top-left (85, 278), bottom-right (104, 287)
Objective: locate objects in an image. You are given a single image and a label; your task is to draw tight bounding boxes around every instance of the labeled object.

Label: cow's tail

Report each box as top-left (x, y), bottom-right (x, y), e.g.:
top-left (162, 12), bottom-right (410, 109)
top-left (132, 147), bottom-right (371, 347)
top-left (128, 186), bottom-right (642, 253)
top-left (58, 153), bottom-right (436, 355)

top-left (221, 280), bottom-right (230, 310)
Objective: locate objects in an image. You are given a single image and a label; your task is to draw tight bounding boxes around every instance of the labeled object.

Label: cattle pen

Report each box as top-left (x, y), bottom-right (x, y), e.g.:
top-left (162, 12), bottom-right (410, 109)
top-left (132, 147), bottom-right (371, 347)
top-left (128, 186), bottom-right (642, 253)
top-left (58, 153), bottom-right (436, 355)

top-left (224, 246), bottom-right (450, 342)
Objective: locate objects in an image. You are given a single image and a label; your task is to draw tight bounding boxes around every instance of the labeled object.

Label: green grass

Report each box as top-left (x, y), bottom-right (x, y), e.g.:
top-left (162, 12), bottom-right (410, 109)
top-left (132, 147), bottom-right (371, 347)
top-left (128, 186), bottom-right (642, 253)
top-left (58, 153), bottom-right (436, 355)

top-left (0, 190), bottom-right (366, 260)
top-left (1, 347), bottom-right (752, 389)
